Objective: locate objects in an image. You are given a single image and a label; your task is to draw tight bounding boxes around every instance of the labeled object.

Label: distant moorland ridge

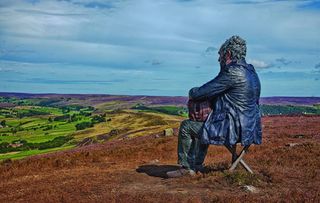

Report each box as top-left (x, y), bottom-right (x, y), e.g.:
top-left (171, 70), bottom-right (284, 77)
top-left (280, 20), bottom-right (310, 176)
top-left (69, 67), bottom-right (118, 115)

top-left (0, 92), bottom-right (320, 106)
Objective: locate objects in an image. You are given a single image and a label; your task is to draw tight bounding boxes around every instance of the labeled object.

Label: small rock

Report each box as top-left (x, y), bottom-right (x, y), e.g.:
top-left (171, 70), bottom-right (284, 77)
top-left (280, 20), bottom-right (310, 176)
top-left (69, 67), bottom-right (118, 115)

top-left (149, 159), bottom-right (159, 164)
top-left (96, 134), bottom-right (110, 140)
top-left (242, 185), bottom-right (259, 193)
top-left (163, 128), bottom-right (174, 136)
top-left (109, 129), bottom-right (119, 136)
top-left (285, 143), bottom-right (299, 147)
top-left (293, 134), bottom-right (304, 139)
top-left (77, 137), bottom-right (97, 147)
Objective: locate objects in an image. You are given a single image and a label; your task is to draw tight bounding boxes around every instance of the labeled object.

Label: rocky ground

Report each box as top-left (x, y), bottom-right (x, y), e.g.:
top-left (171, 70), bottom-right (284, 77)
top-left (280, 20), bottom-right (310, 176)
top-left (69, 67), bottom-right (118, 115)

top-left (0, 115), bottom-right (319, 203)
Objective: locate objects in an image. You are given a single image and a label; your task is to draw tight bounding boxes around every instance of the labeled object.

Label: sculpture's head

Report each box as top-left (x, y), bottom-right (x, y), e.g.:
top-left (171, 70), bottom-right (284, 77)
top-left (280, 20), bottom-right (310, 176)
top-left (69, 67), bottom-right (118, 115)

top-left (218, 35), bottom-right (247, 68)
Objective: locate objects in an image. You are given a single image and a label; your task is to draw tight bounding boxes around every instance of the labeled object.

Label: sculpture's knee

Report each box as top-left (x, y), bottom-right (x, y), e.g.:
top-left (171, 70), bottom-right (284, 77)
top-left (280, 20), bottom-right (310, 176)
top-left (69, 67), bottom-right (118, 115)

top-left (179, 119), bottom-right (191, 139)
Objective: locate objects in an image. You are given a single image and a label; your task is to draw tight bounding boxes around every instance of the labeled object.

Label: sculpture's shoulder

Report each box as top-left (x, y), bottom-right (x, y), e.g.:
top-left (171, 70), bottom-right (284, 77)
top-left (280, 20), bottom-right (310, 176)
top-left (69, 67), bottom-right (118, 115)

top-left (223, 61), bottom-right (247, 79)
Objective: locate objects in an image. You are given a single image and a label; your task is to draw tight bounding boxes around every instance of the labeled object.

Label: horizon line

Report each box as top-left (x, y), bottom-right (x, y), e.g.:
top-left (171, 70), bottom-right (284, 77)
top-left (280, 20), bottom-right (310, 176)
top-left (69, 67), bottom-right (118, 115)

top-left (0, 91), bottom-right (319, 98)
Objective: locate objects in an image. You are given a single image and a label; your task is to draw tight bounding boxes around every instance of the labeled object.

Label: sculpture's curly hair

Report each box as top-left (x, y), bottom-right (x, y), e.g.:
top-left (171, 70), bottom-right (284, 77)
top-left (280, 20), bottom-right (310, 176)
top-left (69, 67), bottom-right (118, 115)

top-left (219, 35), bottom-right (247, 61)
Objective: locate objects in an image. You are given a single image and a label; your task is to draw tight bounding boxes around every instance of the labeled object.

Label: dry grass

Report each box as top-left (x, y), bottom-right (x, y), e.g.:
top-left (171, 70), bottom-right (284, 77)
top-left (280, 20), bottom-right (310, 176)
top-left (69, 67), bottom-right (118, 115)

top-left (0, 115), bottom-right (319, 203)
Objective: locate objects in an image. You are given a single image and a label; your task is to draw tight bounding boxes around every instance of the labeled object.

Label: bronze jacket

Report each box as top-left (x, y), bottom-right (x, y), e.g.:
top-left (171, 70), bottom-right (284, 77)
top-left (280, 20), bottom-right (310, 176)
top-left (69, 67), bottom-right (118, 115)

top-left (189, 59), bottom-right (262, 146)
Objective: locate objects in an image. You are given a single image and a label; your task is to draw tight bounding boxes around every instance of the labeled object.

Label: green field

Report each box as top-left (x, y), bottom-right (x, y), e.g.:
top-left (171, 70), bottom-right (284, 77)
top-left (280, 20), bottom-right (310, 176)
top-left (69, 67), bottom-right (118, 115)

top-left (132, 104), bottom-right (188, 117)
top-left (260, 104), bottom-right (320, 115)
top-left (0, 97), bottom-right (106, 160)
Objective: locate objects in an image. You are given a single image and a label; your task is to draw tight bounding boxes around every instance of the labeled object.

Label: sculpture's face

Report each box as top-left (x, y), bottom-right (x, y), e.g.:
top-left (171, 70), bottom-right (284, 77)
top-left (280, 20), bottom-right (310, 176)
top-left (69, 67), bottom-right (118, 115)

top-left (218, 51), bottom-right (226, 69)
top-left (218, 49), bottom-right (232, 70)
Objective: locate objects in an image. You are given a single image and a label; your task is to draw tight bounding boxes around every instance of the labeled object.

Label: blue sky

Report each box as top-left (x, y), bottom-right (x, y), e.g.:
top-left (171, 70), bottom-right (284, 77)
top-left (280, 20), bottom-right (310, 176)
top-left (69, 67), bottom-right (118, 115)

top-left (0, 0), bottom-right (319, 97)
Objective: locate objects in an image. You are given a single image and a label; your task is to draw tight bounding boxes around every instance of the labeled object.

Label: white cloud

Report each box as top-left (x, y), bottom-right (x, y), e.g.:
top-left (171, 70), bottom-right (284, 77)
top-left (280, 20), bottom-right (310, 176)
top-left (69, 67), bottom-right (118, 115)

top-left (247, 59), bottom-right (273, 69)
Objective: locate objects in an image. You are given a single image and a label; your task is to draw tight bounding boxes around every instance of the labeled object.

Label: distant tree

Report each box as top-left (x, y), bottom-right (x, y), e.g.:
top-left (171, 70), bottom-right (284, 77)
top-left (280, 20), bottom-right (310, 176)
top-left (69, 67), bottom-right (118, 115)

top-left (75, 121), bottom-right (93, 130)
top-left (0, 120), bottom-right (6, 127)
top-left (48, 117), bottom-right (53, 122)
top-left (91, 114), bottom-right (106, 124)
top-left (43, 125), bottom-right (53, 131)
top-left (79, 111), bottom-right (91, 116)
top-left (62, 108), bottom-right (70, 114)
top-left (70, 114), bottom-right (78, 122)
top-left (54, 115), bottom-right (70, 121)
top-left (11, 128), bottom-right (17, 135)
